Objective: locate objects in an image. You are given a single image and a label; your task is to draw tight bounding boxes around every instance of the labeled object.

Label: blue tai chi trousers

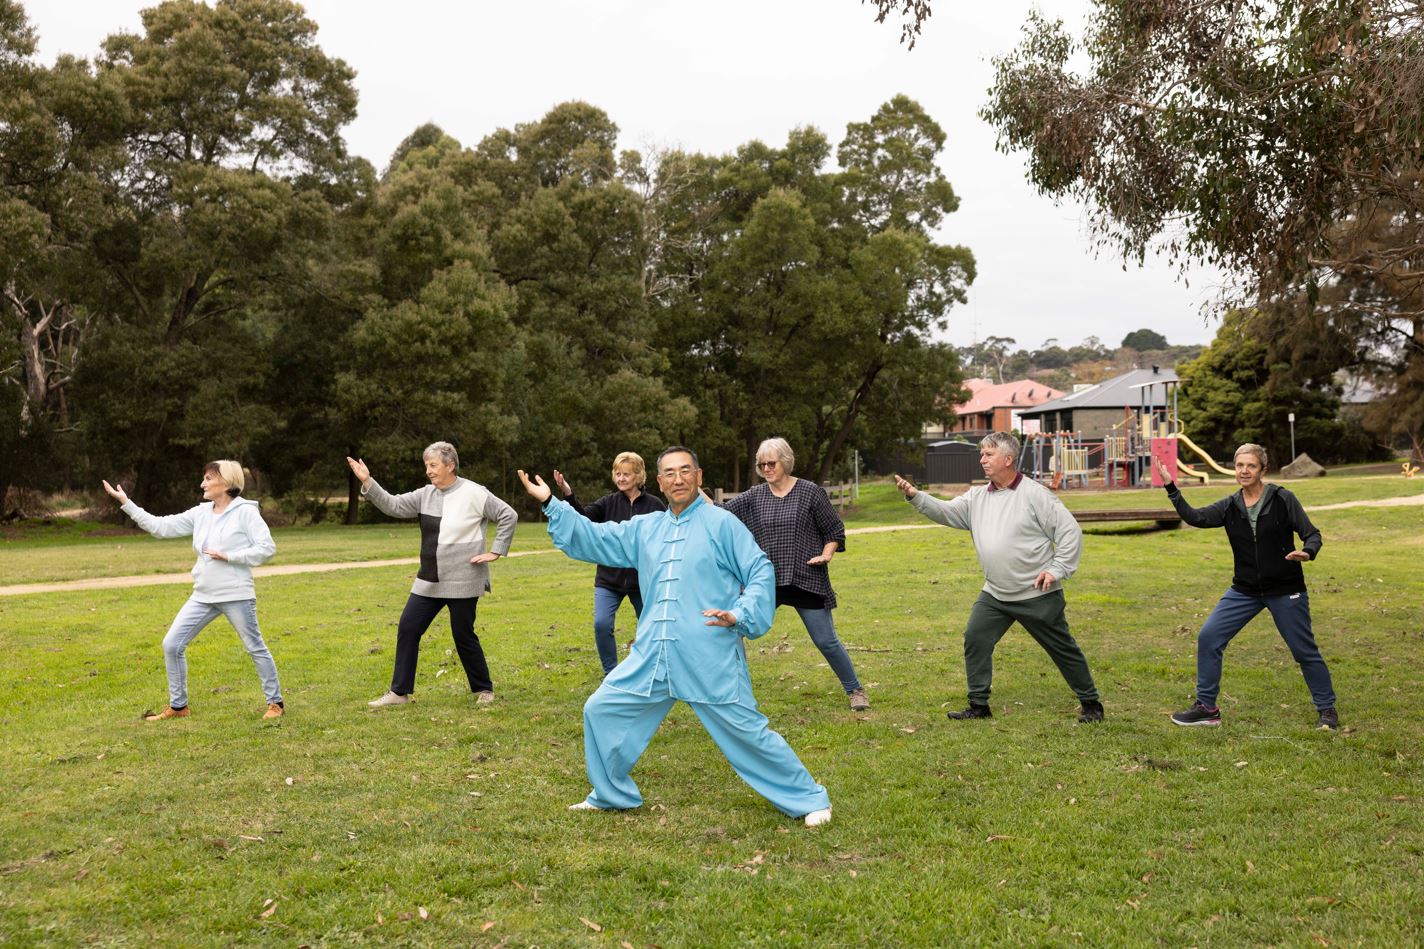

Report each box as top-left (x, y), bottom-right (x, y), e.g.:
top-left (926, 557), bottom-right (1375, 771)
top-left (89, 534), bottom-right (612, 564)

top-left (580, 671), bottom-right (830, 817)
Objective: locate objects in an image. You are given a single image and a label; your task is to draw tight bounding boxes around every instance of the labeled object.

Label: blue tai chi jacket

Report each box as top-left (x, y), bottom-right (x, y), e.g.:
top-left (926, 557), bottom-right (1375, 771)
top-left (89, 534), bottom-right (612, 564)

top-left (544, 494), bottom-right (775, 704)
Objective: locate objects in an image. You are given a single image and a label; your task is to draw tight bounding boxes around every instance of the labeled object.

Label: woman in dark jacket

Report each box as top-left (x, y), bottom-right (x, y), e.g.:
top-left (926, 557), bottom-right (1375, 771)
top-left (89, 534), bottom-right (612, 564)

top-left (1155, 444), bottom-right (1339, 729)
top-left (723, 437), bottom-right (869, 711)
top-left (554, 452), bottom-right (666, 675)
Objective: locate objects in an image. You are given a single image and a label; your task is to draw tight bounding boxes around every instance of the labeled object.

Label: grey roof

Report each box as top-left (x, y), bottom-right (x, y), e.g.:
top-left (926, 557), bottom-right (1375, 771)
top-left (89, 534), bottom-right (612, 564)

top-left (1018, 367), bottom-right (1179, 416)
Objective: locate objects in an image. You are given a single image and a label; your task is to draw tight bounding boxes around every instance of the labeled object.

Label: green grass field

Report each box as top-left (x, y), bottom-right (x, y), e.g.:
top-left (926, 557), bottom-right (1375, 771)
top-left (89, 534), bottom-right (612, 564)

top-left (2, 476), bottom-right (1422, 945)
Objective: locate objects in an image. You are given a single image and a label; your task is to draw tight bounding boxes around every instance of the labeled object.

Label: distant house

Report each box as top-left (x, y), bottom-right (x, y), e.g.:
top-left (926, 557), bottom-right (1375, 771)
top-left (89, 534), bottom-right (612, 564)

top-left (1016, 367), bottom-right (1178, 440)
top-left (923, 378), bottom-right (1066, 438)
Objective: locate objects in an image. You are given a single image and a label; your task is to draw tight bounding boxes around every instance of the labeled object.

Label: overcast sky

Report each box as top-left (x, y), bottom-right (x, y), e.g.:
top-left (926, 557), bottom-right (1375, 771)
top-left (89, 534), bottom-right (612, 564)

top-left (29, 0), bottom-right (1229, 351)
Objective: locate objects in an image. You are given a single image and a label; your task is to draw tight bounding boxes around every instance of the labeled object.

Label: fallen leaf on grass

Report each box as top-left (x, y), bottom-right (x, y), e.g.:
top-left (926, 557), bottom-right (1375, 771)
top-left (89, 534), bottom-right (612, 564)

top-left (985, 834), bottom-right (1013, 842)
top-left (621, 942), bottom-right (635, 949)
top-left (1234, 761), bottom-right (1249, 768)
top-left (239, 835), bottom-right (264, 842)
top-left (418, 906), bottom-right (429, 920)
top-left (285, 777), bottom-right (294, 786)
top-left (512, 880), bottom-right (526, 891)
top-left (375, 912), bottom-right (384, 925)
top-left (899, 727), bottom-right (917, 734)
top-left (580, 917), bottom-right (603, 932)
top-left (74, 869), bottom-right (88, 881)
top-left (1312, 934), bottom-right (1330, 946)
top-left (481, 921), bottom-right (496, 932)
top-left (257, 899), bottom-right (278, 919)
top-left (1246, 860), bottom-right (1256, 873)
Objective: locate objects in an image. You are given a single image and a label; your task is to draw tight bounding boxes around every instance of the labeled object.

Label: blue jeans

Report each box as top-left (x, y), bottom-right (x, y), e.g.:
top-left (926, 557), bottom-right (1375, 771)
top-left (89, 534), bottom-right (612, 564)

top-left (162, 597), bottom-right (282, 709)
top-left (1196, 587), bottom-right (1336, 710)
top-left (593, 586), bottom-right (644, 675)
top-left (791, 607), bottom-right (862, 693)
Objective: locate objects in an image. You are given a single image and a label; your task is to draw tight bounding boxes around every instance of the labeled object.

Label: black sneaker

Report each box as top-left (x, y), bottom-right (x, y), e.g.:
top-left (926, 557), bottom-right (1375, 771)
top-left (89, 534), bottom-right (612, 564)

top-left (1171, 702), bottom-right (1221, 727)
top-left (946, 704), bottom-right (992, 720)
top-left (1317, 707), bottom-right (1339, 730)
top-left (1077, 700), bottom-right (1105, 723)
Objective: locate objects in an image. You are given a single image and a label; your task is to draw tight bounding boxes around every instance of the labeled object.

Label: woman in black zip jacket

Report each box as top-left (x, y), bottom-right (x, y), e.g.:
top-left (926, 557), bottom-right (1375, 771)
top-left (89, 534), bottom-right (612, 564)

top-left (552, 452), bottom-right (666, 675)
top-left (1154, 445), bottom-right (1339, 730)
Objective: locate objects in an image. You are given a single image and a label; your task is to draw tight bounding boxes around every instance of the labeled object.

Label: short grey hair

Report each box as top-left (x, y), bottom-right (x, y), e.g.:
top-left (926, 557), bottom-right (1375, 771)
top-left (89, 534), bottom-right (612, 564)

top-left (422, 441), bottom-right (459, 470)
top-left (979, 432), bottom-right (1020, 464)
top-left (1234, 443), bottom-right (1268, 469)
top-left (756, 437), bottom-right (795, 475)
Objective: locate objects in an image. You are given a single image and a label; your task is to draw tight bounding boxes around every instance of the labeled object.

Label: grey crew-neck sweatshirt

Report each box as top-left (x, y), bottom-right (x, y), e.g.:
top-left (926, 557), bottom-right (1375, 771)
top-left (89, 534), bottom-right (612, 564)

top-left (908, 477), bottom-right (1082, 602)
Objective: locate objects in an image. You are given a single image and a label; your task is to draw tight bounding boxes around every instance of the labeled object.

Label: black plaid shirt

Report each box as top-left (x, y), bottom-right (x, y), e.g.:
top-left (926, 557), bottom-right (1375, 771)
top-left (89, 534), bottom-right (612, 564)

top-left (722, 479), bottom-right (846, 609)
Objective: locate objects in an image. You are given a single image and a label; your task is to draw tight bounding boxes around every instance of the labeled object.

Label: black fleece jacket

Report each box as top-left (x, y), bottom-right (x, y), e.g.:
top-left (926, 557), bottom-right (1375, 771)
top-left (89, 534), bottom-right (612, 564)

top-left (563, 488), bottom-right (666, 593)
top-left (1164, 482), bottom-right (1322, 596)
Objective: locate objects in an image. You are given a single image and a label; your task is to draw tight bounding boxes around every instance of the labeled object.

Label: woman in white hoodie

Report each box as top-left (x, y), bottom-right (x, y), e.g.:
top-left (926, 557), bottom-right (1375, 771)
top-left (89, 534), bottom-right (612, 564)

top-left (102, 460), bottom-right (284, 721)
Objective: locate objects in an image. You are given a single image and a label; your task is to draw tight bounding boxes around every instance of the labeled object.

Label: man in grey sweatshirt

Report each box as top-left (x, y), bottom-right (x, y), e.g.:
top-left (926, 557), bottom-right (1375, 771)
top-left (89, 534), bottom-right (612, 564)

top-left (895, 432), bottom-right (1104, 723)
top-left (346, 442), bottom-right (518, 707)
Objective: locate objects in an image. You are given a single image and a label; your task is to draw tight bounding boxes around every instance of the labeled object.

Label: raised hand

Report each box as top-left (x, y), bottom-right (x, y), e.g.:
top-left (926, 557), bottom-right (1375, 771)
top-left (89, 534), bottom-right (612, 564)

top-left (518, 469), bottom-right (552, 503)
top-left (101, 479), bottom-right (129, 505)
top-left (552, 469), bottom-right (573, 497)
top-left (346, 456), bottom-right (371, 484)
top-left (1153, 457), bottom-right (1174, 485)
top-left (892, 474), bottom-right (918, 499)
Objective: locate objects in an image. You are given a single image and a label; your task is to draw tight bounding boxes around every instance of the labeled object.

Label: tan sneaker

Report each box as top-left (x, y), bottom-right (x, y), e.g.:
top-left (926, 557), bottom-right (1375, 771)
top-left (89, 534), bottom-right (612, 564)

top-left (368, 691), bottom-right (412, 708)
top-left (475, 690), bottom-right (495, 704)
top-left (848, 688), bottom-right (870, 711)
top-left (263, 703), bottom-right (284, 720)
top-left (144, 705), bottom-right (190, 721)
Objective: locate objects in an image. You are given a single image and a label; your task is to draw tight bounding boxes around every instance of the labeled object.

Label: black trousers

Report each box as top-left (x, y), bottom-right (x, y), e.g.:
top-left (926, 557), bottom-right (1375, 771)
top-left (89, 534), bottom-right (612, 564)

top-left (390, 593), bottom-right (491, 695)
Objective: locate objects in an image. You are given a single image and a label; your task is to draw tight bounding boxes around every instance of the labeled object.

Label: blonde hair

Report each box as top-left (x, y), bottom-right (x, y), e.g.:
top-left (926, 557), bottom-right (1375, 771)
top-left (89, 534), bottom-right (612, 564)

top-left (611, 451), bottom-right (647, 487)
top-left (756, 437), bottom-right (795, 476)
top-left (204, 459), bottom-right (245, 496)
top-left (1234, 443), bottom-right (1269, 469)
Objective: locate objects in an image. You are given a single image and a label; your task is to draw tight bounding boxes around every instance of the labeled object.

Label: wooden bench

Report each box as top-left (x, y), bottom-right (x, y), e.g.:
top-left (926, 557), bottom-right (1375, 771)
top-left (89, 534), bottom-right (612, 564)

top-left (1071, 509), bottom-right (1182, 530)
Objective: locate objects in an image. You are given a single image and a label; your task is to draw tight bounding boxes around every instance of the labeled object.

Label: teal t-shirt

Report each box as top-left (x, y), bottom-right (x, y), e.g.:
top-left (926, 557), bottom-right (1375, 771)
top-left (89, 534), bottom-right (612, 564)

top-left (1245, 494), bottom-right (1262, 537)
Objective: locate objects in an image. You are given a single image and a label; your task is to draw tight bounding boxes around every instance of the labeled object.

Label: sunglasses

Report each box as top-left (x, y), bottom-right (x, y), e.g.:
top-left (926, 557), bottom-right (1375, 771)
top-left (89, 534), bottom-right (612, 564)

top-left (756, 460), bottom-right (779, 470)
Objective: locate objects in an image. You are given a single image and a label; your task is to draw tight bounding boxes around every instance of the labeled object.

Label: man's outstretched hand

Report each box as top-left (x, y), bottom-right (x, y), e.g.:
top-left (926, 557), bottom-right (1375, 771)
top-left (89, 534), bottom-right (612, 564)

top-left (702, 609), bottom-right (737, 628)
top-left (518, 469), bottom-right (552, 504)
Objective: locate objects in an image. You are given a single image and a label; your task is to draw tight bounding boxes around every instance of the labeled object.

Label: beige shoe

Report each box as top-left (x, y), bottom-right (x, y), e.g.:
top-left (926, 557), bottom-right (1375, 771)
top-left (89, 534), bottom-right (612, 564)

top-left (475, 690), bottom-right (495, 704)
top-left (263, 703), bottom-right (284, 720)
top-left (368, 691), bottom-right (412, 708)
top-left (804, 805), bottom-right (833, 828)
top-left (144, 705), bottom-right (190, 721)
top-left (848, 688), bottom-right (870, 711)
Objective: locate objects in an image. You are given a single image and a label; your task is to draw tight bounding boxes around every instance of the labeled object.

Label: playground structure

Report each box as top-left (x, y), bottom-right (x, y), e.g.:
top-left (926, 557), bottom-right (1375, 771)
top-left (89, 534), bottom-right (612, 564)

top-left (1016, 375), bottom-right (1237, 489)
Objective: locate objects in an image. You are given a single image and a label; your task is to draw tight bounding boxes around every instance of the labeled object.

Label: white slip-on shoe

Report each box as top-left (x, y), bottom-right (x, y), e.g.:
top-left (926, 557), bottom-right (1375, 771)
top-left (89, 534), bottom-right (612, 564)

top-left (804, 805), bottom-right (833, 828)
top-left (568, 800), bottom-right (606, 811)
top-left (367, 691), bottom-right (412, 708)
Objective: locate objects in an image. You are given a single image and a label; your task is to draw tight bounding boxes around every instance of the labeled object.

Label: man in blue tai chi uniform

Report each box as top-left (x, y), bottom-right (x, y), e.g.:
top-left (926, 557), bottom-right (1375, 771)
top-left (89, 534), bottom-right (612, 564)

top-left (518, 447), bottom-right (833, 827)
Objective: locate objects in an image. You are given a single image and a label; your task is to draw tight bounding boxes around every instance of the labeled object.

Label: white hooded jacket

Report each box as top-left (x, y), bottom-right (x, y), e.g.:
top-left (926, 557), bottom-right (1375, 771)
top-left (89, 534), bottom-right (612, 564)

top-left (121, 497), bottom-right (276, 602)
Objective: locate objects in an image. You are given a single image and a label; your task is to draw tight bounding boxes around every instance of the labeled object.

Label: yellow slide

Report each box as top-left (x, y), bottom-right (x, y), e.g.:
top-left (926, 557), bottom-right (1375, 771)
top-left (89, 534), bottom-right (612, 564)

top-left (1173, 433), bottom-right (1237, 476)
top-left (1174, 460), bottom-right (1211, 484)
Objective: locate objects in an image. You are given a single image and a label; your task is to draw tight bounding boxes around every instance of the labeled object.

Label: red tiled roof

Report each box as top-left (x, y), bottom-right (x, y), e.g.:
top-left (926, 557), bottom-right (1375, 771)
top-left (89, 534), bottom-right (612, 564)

top-left (954, 378), bottom-right (1065, 415)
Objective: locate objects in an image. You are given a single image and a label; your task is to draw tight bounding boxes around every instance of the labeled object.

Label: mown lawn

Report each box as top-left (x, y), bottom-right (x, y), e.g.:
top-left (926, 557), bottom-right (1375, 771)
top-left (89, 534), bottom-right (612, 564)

top-left (1, 479), bottom-right (1421, 945)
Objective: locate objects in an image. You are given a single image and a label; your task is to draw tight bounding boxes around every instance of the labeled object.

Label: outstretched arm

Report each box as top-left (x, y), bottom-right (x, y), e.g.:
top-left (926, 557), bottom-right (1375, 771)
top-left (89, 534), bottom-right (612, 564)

top-left (520, 470), bottom-right (639, 568)
top-left (105, 480), bottom-right (198, 539)
top-left (1155, 460), bottom-right (1231, 528)
top-left (348, 457), bottom-right (424, 519)
top-left (898, 475), bottom-right (972, 530)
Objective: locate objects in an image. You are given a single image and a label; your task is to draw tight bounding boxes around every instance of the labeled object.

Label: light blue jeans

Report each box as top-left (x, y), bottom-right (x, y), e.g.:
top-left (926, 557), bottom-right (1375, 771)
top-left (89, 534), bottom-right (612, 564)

top-left (593, 585), bottom-right (644, 675)
top-left (162, 597), bottom-right (282, 709)
top-left (791, 607), bottom-right (862, 693)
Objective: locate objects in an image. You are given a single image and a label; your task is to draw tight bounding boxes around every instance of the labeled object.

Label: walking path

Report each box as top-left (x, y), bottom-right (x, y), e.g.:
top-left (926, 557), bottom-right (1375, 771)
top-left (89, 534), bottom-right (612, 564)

top-left (4, 493), bottom-right (1420, 597)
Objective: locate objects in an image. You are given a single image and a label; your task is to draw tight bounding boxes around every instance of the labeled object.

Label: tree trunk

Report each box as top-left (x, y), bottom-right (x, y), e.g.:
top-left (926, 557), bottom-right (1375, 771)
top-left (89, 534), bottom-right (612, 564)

top-left (817, 362), bottom-right (885, 483)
